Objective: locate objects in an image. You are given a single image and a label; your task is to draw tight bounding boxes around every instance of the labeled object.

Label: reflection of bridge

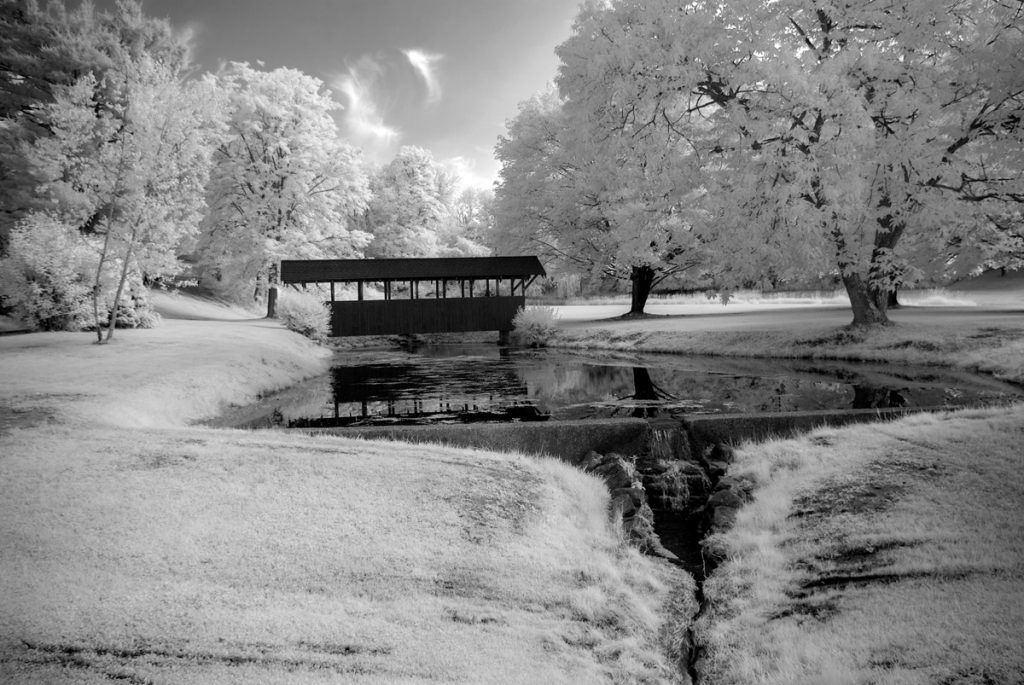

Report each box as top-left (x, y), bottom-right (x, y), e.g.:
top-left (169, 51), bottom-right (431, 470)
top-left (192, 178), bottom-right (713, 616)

top-left (329, 361), bottom-right (529, 421)
top-left (280, 256), bottom-right (545, 339)
top-left (286, 359), bottom-right (538, 427)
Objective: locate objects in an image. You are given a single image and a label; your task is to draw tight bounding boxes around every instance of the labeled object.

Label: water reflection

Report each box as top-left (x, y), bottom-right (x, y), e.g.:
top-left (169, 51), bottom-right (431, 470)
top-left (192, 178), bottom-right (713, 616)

top-left (238, 345), bottom-right (1021, 429)
top-left (853, 385), bottom-right (908, 409)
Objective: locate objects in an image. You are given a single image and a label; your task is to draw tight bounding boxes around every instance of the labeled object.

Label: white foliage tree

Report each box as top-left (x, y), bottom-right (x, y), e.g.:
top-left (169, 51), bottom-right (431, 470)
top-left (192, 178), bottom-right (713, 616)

top-left (23, 57), bottom-right (222, 341)
top-left (196, 62), bottom-right (371, 301)
top-left (494, 90), bottom-right (604, 269)
top-left (494, 87), bottom-right (705, 314)
top-left (442, 187), bottom-right (493, 257)
top-left (363, 146), bottom-right (452, 258)
top-left (556, 0), bottom-right (1024, 325)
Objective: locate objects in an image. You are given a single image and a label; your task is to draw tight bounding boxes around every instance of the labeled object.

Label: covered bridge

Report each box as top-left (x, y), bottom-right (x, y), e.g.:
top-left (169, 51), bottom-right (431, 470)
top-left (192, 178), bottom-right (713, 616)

top-left (279, 256), bottom-right (546, 338)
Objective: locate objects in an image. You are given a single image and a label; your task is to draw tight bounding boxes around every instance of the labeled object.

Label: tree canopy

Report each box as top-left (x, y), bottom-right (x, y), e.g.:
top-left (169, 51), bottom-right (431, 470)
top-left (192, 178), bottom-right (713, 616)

top-left (493, 87), bottom-right (705, 315)
top-left (362, 146), bottom-right (489, 259)
top-left (550, 0), bottom-right (1024, 324)
top-left (195, 62), bottom-right (371, 301)
top-left (0, 0), bottom-right (192, 248)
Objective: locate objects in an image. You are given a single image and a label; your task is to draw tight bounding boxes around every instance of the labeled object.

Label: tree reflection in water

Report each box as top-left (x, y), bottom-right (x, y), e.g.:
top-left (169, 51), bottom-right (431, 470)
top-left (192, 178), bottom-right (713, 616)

top-left (616, 368), bottom-right (677, 418)
top-left (852, 385), bottom-right (909, 409)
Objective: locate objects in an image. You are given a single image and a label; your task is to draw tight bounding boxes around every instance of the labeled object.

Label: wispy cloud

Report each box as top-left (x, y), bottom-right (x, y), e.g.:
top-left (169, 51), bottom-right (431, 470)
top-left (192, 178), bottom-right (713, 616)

top-left (333, 48), bottom-right (445, 163)
top-left (402, 49), bottom-right (443, 104)
top-left (333, 54), bottom-right (400, 158)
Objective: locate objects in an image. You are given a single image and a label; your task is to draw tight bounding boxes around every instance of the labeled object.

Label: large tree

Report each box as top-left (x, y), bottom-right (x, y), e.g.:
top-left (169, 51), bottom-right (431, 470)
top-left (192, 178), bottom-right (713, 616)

top-left (555, 0), bottom-right (1024, 325)
top-left (362, 146), bottom-right (454, 259)
top-left (195, 62), bottom-right (371, 301)
top-left (494, 88), bottom-right (704, 315)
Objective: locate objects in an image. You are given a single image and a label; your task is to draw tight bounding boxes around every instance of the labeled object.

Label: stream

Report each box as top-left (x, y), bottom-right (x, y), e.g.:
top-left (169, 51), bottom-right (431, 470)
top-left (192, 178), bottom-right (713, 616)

top-left (210, 345), bottom-right (1023, 429)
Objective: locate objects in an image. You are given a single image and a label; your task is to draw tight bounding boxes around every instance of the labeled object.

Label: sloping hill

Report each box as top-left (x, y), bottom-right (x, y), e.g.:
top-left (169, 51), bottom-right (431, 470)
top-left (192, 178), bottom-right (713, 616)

top-left (149, 288), bottom-right (262, 321)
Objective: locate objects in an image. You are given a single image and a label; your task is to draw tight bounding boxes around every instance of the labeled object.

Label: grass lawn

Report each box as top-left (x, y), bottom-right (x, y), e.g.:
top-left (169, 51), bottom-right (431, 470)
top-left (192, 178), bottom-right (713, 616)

top-left (0, 298), bottom-right (691, 684)
top-left (693, 406), bottom-right (1024, 684)
top-left (555, 311), bottom-right (1024, 384)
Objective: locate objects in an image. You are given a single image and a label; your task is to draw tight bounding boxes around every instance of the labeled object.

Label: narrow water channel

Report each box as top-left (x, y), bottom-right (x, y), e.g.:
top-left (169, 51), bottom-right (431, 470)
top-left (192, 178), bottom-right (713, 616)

top-left (210, 345), bottom-right (1022, 429)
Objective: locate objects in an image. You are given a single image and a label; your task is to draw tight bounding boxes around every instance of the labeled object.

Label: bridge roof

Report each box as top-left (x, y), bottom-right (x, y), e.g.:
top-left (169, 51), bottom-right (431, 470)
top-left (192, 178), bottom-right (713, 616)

top-left (280, 256), bottom-right (546, 284)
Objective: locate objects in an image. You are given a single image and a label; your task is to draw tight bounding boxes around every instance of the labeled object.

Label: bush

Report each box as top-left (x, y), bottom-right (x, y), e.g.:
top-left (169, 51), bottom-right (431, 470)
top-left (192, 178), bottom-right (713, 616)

top-left (0, 214), bottom-right (93, 330)
top-left (107, 272), bottom-right (160, 329)
top-left (276, 289), bottom-right (330, 341)
top-left (511, 305), bottom-right (559, 347)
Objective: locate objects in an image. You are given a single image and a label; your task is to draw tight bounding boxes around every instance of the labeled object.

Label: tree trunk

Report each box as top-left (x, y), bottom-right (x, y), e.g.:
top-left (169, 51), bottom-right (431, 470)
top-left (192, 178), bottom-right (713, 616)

top-left (631, 367), bottom-right (658, 401)
top-left (842, 271), bottom-right (889, 327)
top-left (886, 288), bottom-right (900, 309)
top-left (631, 367), bottom-right (658, 418)
top-left (266, 286), bottom-right (278, 318)
top-left (104, 229), bottom-right (137, 343)
top-left (870, 286), bottom-right (900, 311)
top-left (629, 265), bottom-right (655, 316)
top-left (91, 216), bottom-right (115, 344)
top-left (865, 205), bottom-right (905, 316)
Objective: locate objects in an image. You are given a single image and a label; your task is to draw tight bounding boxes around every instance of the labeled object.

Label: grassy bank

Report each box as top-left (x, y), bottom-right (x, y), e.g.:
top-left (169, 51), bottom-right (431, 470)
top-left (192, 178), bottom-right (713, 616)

top-left (693, 406), bottom-right (1024, 684)
top-left (0, 303), bottom-right (692, 683)
top-left (553, 314), bottom-right (1024, 385)
top-left (551, 271), bottom-right (1023, 384)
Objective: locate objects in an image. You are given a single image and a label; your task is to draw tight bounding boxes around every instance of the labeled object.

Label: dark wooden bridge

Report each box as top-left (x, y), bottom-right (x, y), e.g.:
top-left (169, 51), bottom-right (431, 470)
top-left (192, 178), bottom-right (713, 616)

top-left (279, 256), bottom-right (546, 338)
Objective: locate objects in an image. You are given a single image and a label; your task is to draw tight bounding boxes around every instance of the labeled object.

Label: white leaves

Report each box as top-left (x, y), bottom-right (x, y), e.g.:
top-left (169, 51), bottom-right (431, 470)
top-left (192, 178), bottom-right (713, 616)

top-left (365, 146), bottom-right (451, 258)
top-left (549, 0), bottom-right (1024, 291)
top-left (197, 62), bottom-right (372, 297)
top-left (26, 55), bottom-right (222, 272)
top-left (0, 213), bottom-right (94, 330)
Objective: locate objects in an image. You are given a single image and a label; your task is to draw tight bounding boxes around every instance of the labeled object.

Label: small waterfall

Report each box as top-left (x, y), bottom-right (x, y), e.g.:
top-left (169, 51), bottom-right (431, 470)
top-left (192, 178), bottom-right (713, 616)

top-left (636, 420), bottom-right (713, 579)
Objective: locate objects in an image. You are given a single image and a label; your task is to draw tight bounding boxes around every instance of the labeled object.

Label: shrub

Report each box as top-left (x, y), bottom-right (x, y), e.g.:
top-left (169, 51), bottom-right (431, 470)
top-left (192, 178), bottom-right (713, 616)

top-left (0, 214), bottom-right (93, 330)
top-left (511, 305), bottom-right (559, 347)
top-left (276, 289), bottom-right (330, 341)
top-left (106, 272), bottom-right (160, 329)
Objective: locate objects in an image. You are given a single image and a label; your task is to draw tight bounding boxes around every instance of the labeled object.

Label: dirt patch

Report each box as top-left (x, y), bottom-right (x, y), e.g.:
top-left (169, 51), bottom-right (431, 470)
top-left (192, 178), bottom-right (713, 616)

top-left (12, 639), bottom-right (388, 680)
top-left (798, 328), bottom-right (869, 346)
top-left (789, 454), bottom-right (946, 521)
top-left (830, 538), bottom-right (921, 566)
top-left (888, 339), bottom-right (944, 351)
top-left (965, 327), bottom-right (1008, 341)
top-left (768, 594), bottom-right (840, 622)
top-left (0, 405), bottom-right (58, 436)
top-left (790, 479), bottom-right (905, 519)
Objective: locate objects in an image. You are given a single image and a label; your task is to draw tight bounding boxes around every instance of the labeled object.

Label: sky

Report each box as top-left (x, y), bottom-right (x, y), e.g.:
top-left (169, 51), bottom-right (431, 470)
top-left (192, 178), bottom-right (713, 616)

top-left (101, 0), bottom-right (584, 190)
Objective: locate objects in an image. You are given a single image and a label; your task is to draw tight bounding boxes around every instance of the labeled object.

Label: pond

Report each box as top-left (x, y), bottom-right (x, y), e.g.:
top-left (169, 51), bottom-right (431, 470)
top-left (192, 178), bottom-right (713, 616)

top-left (213, 345), bottom-right (1023, 429)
